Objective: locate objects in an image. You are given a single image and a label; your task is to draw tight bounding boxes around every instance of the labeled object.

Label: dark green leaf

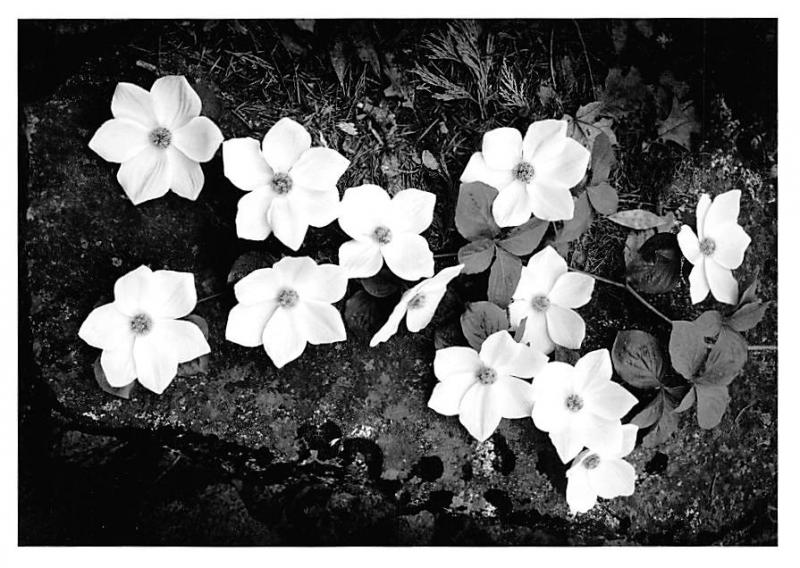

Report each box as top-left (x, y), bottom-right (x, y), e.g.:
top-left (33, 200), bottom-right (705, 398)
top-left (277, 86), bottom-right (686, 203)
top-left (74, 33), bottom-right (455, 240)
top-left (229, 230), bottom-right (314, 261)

top-left (673, 386), bottom-right (696, 413)
top-left (227, 251), bottom-right (280, 285)
top-left (513, 317), bottom-right (527, 342)
top-left (696, 326), bottom-right (747, 386)
top-left (657, 98), bottom-right (700, 151)
top-left (497, 217), bottom-right (549, 256)
top-left (669, 320), bottom-right (707, 380)
top-left (625, 232), bottom-right (681, 294)
top-left (611, 330), bottom-right (663, 389)
top-left (434, 320), bottom-right (466, 350)
top-left (631, 392), bottom-right (663, 429)
top-left (344, 290), bottom-right (382, 336)
top-left (455, 182), bottom-right (501, 240)
top-left (93, 356), bottom-right (135, 399)
top-left (738, 267), bottom-right (761, 307)
top-left (554, 345), bottom-right (580, 365)
top-left (696, 385), bottom-right (730, 429)
top-left (457, 239), bottom-right (496, 274)
top-left (694, 310), bottom-right (722, 338)
top-left (726, 301), bottom-right (769, 332)
top-left (360, 269), bottom-right (401, 298)
top-left (587, 182), bottom-right (619, 215)
top-left (460, 301), bottom-right (509, 351)
top-left (608, 209), bottom-right (668, 230)
top-left (554, 192), bottom-right (593, 244)
top-left (487, 247), bottom-right (522, 309)
top-left (177, 315), bottom-right (210, 377)
top-left (643, 392), bottom-right (680, 447)
top-left (590, 132), bottom-right (616, 184)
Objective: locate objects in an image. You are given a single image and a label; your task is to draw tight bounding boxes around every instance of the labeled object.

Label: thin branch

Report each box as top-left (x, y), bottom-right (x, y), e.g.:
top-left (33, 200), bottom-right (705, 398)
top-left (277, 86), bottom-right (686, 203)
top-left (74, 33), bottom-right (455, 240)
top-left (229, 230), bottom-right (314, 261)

top-left (433, 252), bottom-right (459, 260)
top-left (570, 268), bottom-right (672, 325)
top-left (572, 20), bottom-right (596, 95)
top-left (747, 345), bottom-right (778, 352)
top-left (549, 27), bottom-right (558, 92)
top-left (197, 291), bottom-right (225, 305)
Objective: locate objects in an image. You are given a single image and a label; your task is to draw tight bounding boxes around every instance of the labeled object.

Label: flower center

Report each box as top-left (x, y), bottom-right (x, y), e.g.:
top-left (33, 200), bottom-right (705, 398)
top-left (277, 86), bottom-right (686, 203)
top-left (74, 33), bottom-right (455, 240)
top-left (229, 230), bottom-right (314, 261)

top-left (149, 127), bottom-right (172, 149)
top-left (513, 161), bottom-right (535, 183)
top-left (477, 366), bottom-right (498, 385)
top-left (582, 453), bottom-right (601, 470)
top-left (272, 173), bottom-right (293, 195)
top-left (565, 394), bottom-right (584, 412)
top-left (373, 226), bottom-right (393, 245)
top-left (699, 237), bottom-right (716, 256)
top-left (531, 295), bottom-right (551, 312)
top-left (129, 313), bottom-right (153, 335)
top-left (407, 292), bottom-right (426, 310)
top-left (277, 288), bottom-right (299, 308)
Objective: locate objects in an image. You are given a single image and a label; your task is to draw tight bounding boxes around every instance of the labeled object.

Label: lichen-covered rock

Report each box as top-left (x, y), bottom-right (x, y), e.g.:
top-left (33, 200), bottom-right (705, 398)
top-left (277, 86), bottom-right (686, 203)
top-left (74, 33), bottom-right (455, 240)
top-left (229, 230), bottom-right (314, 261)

top-left (23, 49), bottom-right (776, 544)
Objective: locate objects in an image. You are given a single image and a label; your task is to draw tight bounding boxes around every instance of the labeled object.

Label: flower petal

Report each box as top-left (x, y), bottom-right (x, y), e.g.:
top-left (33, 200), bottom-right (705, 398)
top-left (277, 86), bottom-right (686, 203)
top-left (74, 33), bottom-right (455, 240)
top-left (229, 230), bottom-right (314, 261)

top-left (405, 287), bottom-right (446, 333)
top-left (530, 361), bottom-right (574, 432)
top-left (382, 233), bottom-right (435, 281)
top-left (223, 138), bottom-right (273, 192)
top-left (549, 272), bottom-right (595, 309)
top-left (144, 270), bottom-right (198, 319)
top-left (522, 119), bottom-right (568, 162)
top-left (433, 346), bottom-right (482, 381)
top-left (111, 82), bottom-right (157, 127)
top-left (370, 296), bottom-right (411, 347)
top-left (705, 258), bottom-right (739, 304)
top-left (480, 330), bottom-right (543, 379)
top-left (492, 180), bottom-right (532, 227)
top-left (584, 381), bottom-right (638, 421)
top-left (546, 305), bottom-right (586, 350)
top-left (428, 372), bottom-right (479, 416)
top-left (235, 189), bottom-right (274, 241)
top-left (709, 223), bottom-right (751, 270)
top-left (459, 152), bottom-right (515, 190)
top-left (262, 306), bottom-right (307, 368)
top-left (579, 414), bottom-right (624, 456)
top-left (519, 310), bottom-right (555, 355)
top-left (677, 225), bottom-right (701, 264)
top-left (289, 186), bottom-right (340, 228)
top-left (494, 376), bottom-right (536, 418)
top-left (591, 458), bottom-right (636, 499)
top-left (100, 340), bottom-right (137, 388)
top-left (78, 303), bottom-right (133, 350)
top-left (172, 116), bottom-right (223, 162)
top-left (132, 330), bottom-right (179, 395)
top-left (225, 301), bottom-right (277, 347)
top-left (293, 263), bottom-right (348, 304)
top-left (688, 259), bottom-right (710, 304)
top-left (116, 146), bottom-right (171, 205)
top-left (566, 464), bottom-right (598, 514)
top-left (526, 181), bottom-right (575, 221)
top-left (89, 119), bottom-right (150, 163)
top-left (234, 267), bottom-right (283, 305)
top-left (458, 383), bottom-right (502, 442)
top-left (533, 137), bottom-right (590, 189)
top-left (159, 319), bottom-right (210, 363)
top-left (295, 301), bottom-right (346, 345)
top-left (514, 246), bottom-right (567, 299)
top-left (261, 117), bottom-right (311, 173)
top-left (482, 127), bottom-right (523, 171)
top-left (428, 264), bottom-right (465, 288)
top-left (615, 423), bottom-right (639, 459)
top-left (573, 348), bottom-right (613, 392)
top-left (267, 197), bottom-right (308, 251)
top-left (704, 190), bottom-right (741, 235)
top-left (338, 184), bottom-right (390, 239)
top-left (696, 193), bottom-right (712, 238)
top-left (387, 189), bottom-right (436, 235)
top-left (549, 424), bottom-right (587, 463)
top-left (150, 76), bottom-right (201, 130)
top-left (290, 147), bottom-right (349, 191)
top-left (168, 149), bottom-right (205, 201)
top-left (113, 265), bottom-right (153, 316)
top-left (339, 239), bottom-right (383, 278)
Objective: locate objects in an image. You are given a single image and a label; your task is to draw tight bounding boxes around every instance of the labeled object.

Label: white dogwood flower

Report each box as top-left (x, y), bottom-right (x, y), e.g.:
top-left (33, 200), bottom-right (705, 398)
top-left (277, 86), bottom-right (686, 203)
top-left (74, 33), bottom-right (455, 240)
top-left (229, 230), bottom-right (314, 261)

top-left (460, 119), bottom-right (590, 226)
top-left (566, 424), bottom-right (638, 514)
top-left (89, 76), bottom-right (223, 205)
top-left (509, 246), bottom-right (594, 354)
top-left (428, 330), bottom-right (548, 442)
top-left (677, 189), bottom-right (751, 304)
top-left (531, 349), bottom-right (637, 463)
top-left (222, 118), bottom-right (350, 251)
top-left (370, 264), bottom-right (464, 347)
top-left (225, 256), bottom-right (347, 368)
top-left (338, 184), bottom-right (435, 281)
top-left (78, 266), bottom-right (210, 395)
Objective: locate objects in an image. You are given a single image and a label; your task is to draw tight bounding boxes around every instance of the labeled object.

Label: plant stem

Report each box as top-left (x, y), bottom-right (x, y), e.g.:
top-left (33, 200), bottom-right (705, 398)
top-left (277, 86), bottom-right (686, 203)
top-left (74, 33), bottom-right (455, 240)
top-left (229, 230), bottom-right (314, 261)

top-left (197, 291), bottom-right (225, 305)
top-left (570, 268), bottom-right (673, 325)
top-left (747, 345), bottom-right (778, 352)
top-left (433, 252), bottom-right (459, 260)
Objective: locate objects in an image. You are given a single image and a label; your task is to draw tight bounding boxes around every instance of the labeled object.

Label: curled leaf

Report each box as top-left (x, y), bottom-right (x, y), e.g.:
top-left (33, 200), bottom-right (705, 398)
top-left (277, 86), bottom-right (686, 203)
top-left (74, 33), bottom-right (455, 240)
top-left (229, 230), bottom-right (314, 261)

top-left (611, 330), bottom-right (663, 389)
top-left (625, 232), bottom-right (682, 294)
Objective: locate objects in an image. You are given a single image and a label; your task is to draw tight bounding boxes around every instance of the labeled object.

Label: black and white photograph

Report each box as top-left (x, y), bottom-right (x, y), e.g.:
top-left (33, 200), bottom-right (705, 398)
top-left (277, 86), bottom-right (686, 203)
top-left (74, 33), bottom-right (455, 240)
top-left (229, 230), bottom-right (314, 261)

top-left (14, 8), bottom-right (789, 554)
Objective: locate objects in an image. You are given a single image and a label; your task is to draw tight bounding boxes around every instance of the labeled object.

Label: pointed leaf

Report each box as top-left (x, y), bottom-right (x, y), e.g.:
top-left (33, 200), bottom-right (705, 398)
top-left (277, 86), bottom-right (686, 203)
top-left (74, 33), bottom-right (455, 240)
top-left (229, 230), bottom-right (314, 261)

top-left (590, 132), bottom-right (616, 184)
top-left (457, 238), bottom-right (496, 275)
top-left (176, 315), bottom-right (210, 377)
top-left (360, 268), bottom-right (402, 298)
top-left (673, 386), bottom-right (696, 413)
top-left (93, 356), bottom-right (136, 399)
top-left (497, 217), bottom-right (549, 256)
top-left (726, 301), bottom-right (769, 332)
top-left (696, 326), bottom-right (748, 386)
top-left (631, 392), bottom-right (663, 429)
top-left (608, 209), bottom-right (668, 230)
top-left (657, 98), bottom-right (700, 151)
top-left (611, 330), bottom-right (664, 389)
top-left (460, 301), bottom-right (510, 351)
top-left (488, 247), bottom-right (522, 309)
top-left (643, 393), bottom-right (680, 447)
top-left (694, 310), bottom-right (722, 338)
top-left (227, 251), bottom-right (281, 285)
top-left (669, 321), bottom-right (707, 380)
top-left (696, 385), bottom-right (730, 429)
top-left (587, 182), bottom-right (619, 215)
top-left (554, 192), bottom-right (593, 244)
top-left (455, 182), bottom-right (501, 240)
top-left (738, 267), bottom-right (761, 307)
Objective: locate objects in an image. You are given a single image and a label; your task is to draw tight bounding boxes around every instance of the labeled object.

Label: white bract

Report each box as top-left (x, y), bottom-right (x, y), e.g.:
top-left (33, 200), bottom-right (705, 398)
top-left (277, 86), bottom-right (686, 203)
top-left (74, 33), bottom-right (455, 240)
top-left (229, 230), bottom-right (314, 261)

top-left (428, 330), bottom-right (548, 442)
top-left (530, 349), bottom-right (637, 463)
top-left (460, 119), bottom-right (590, 226)
top-left (370, 264), bottom-right (464, 347)
top-left (509, 246), bottom-right (595, 354)
top-left (225, 256), bottom-right (347, 368)
top-left (89, 76), bottom-right (224, 205)
top-left (677, 189), bottom-right (751, 304)
top-left (566, 424), bottom-right (638, 514)
top-left (78, 265), bottom-right (210, 395)
top-left (222, 118), bottom-right (350, 251)
top-left (338, 184), bottom-right (435, 281)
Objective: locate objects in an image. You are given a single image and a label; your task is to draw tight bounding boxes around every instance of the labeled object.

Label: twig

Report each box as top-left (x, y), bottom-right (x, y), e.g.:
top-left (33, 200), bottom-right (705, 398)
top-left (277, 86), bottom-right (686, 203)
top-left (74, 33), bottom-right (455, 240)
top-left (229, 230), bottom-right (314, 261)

top-left (747, 345), bottom-right (777, 352)
top-left (433, 252), bottom-right (459, 260)
top-left (197, 291), bottom-right (225, 305)
top-left (549, 27), bottom-right (558, 92)
top-left (570, 268), bottom-right (672, 325)
top-left (572, 20), bottom-right (596, 95)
